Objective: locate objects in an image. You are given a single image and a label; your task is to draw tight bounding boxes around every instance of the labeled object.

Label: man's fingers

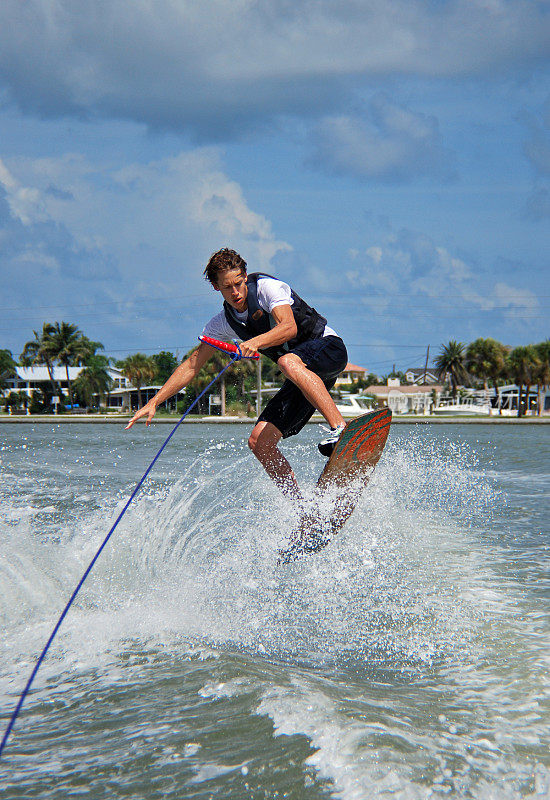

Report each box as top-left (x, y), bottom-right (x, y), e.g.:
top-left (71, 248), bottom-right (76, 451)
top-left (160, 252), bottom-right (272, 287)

top-left (125, 407), bottom-right (148, 429)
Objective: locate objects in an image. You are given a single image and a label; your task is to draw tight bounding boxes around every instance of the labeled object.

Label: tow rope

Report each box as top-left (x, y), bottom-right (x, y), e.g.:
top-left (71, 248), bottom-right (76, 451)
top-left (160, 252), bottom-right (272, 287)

top-left (0, 337), bottom-right (258, 757)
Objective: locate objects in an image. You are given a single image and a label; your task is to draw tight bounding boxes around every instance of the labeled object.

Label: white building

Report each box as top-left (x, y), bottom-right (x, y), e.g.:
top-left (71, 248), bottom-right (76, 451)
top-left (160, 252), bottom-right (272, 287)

top-left (3, 365), bottom-right (130, 408)
top-left (495, 384), bottom-right (549, 415)
top-left (364, 378), bottom-right (443, 415)
top-left (404, 366), bottom-right (439, 385)
top-left (2, 364), bottom-right (185, 412)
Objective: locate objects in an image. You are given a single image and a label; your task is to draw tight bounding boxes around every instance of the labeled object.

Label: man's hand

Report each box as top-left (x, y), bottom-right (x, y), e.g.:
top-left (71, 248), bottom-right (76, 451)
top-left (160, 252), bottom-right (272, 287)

top-left (125, 400), bottom-right (158, 429)
top-left (239, 338), bottom-right (261, 358)
top-left (239, 305), bottom-right (297, 356)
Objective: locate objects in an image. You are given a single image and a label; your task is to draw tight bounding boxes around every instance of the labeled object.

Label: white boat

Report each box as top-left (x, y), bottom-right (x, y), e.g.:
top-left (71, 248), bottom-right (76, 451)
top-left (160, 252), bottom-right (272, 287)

top-left (433, 398), bottom-right (490, 416)
top-left (333, 393), bottom-right (374, 418)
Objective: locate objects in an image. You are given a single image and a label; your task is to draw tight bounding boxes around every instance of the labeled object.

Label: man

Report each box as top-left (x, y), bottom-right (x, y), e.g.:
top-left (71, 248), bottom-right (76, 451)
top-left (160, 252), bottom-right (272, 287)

top-left (126, 248), bottom-right (347, 500)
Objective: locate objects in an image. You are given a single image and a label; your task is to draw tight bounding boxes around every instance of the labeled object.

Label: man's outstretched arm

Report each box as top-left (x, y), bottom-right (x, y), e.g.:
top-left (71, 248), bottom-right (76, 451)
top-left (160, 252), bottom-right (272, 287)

top-left (125, 342), bottom-right (213, 428)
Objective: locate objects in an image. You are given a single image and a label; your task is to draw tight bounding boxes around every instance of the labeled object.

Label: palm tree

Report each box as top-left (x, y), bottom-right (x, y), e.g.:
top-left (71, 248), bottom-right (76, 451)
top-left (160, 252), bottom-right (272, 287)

top-left (118, 353), bottom-right (156, 408)
top-left (534, 340), bottom-right (550, 416)
top-left (465, 338), bottom-right (508, 415)
top-left (73, 355), bottom-right (113, 408)
top-left (230, 357), bottom-right (256, 399)
top-left (507, 345), bottom-right (540, 417)
top-left (152, 351), bottom-right (179, 383)
top-left (47, 321), bottom-right (86, 408)
top-left (0, 349), bottom-right (17, 392)
top-left (434, 341), bottom-right (469, 400)
top-left (77, 336), bottom-right (105, 364)
top-left (187, 348), bottom-right (229, 414)
top-left (20, 323), bottom-right (58, 397)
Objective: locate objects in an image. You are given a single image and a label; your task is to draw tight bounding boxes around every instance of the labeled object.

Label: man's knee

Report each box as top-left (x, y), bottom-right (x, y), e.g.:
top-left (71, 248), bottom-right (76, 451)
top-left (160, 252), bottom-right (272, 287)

top-left (248, 422), bottom-right (281, 457)
top-left (277, 353), bottom-right (306, 381)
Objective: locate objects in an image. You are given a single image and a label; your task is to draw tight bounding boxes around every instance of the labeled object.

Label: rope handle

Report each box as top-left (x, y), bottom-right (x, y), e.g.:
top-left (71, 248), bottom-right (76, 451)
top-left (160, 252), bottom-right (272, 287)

top-left (199, 334), bottom-right (259, 360)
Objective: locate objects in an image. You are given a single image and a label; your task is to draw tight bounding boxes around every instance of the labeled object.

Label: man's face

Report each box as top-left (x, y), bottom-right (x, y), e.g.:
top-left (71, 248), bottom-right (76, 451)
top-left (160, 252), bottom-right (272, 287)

top-left (214, 268), bottom-right (248, 311)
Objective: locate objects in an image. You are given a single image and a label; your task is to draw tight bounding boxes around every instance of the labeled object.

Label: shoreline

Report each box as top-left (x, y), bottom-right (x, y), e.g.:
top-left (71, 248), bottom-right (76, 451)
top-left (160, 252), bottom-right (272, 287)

top-left (1, 414), bottom-right (549, 425)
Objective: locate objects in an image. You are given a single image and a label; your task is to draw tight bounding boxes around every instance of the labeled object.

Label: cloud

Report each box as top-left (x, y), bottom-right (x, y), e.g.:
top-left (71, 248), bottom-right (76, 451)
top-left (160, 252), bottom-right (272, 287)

top-left (308, 95), bottom-right (453, 182)
top-left (0, 150), bottom-right (290, 350)
top-left (345, 228), bottom-right (539, 321)
top-left (493, 282), bottom-right (539, 319)
top-left (0, 1), bottom-right (548, 138)
top-left (0, 157), bottom-right (113, 284)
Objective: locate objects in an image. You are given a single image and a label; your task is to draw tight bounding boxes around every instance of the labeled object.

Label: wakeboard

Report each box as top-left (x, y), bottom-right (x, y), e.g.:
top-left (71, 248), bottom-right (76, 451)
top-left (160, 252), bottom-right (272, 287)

top-left (278, 407), bottom-right (392, 563)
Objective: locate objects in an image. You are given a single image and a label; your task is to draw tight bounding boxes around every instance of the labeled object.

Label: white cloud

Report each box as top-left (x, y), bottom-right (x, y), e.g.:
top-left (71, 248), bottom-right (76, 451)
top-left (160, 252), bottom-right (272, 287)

top-left (345, 228), bottom-right (539, 321)
top-left (0, 1), bottom-right (547, 138)
top-left (493, 282), bottom-right (539, 318)
top-left (308, 96), bottom-right (453, 181)
top-left (0, 158), bottom-right (47, 225)
top-left (0, 147), bottom-right (290, 350)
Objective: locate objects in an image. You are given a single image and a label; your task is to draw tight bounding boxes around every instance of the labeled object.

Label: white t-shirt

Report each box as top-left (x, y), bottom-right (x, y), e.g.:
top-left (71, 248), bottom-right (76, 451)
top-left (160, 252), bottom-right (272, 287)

top-left (201, 276), bottom-right (338, 341)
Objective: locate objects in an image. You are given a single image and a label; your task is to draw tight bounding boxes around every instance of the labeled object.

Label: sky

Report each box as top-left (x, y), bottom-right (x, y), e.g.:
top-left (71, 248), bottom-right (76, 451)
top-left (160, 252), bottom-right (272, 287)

top-left (0, 0), bottom-right (548, 375)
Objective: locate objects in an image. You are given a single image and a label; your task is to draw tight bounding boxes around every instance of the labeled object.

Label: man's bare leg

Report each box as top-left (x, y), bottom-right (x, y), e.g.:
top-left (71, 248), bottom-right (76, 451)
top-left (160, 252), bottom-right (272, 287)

top-left (277, 354), bottom-right (345, 429)
top-left (248, 421), bottom-right (302, 500)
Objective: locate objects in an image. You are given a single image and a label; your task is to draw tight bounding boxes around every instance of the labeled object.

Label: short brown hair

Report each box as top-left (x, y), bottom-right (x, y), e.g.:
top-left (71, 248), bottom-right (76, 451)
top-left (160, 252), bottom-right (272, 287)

top-left (203, 248), bottom-right (247, 285)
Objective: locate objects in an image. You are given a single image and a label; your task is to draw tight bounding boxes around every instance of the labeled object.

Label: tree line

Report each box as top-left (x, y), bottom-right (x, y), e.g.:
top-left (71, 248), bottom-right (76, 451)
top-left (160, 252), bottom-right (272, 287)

top-left (0, 321), bottom-right (265, 414)
top-left (330, 336), bottom-right (550, 417)
top-left (435, 338), bottom-right (550, 416)
top-left (1, 325), bottom-right (548, 416)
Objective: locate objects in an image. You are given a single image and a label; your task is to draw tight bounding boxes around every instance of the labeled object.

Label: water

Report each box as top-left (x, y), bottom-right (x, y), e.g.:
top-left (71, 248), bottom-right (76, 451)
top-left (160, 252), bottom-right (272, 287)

top-left (1, 421), bottom-right (549, 799)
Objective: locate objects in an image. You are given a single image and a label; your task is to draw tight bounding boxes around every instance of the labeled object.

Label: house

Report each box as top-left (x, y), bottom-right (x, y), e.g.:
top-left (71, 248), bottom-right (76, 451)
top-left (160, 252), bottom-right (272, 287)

top-left (3, 365), bottom-right (93, 400)
top-left (334, 363), bottom-right (367, 386)
top-left (3, 365), bottom-right (131, 408)
top-left (2, 364), bottom-right (187, 412)
top-left (404, 366), bottom-right (439, 385)
top-left (495, 384), bottom-right (549, 415)
top-left (363, 378), bottom-right (443, 415)
top-left (106, 382), bottom-right (183, 411)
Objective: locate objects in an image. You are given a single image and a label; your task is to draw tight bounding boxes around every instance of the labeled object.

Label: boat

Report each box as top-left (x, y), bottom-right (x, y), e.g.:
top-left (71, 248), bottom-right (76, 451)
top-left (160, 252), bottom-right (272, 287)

top-left (333, 393), bottom-right (374, 418)
top-left (433, 398), bottom-right (490, 416)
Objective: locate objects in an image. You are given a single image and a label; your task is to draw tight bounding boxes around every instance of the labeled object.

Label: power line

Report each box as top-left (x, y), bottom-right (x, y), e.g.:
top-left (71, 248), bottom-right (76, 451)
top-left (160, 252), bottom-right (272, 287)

top-left (0, 292), bottom-right (547, 315)
top-left (0, 308), bottom-right (546, 337)
top-left (0, 293), bottom-right (213, 314)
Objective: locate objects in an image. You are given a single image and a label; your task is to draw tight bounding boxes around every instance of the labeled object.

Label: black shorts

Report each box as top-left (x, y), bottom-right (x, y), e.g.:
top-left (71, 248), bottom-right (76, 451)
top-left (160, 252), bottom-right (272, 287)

top-left (257, 335), bottom-right (348, 439)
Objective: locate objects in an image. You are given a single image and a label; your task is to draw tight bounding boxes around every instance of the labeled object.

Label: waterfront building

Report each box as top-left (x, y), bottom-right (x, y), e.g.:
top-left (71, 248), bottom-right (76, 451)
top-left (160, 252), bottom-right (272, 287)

top-left (334, 363), bottom-right (367, 386)
top-left (3, 365), bottom-right (128, 400)
top-left (404, 367), bottom-right (439, 385)
top-left (1, 364), bottom-right (184, 412)
top-left (363, 378), bottom-right (443, 415)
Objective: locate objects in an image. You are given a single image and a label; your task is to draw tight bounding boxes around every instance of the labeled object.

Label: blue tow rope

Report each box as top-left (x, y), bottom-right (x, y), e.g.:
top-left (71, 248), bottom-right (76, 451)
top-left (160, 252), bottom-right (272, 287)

top-left (0, 343), bottom-right (248, 757)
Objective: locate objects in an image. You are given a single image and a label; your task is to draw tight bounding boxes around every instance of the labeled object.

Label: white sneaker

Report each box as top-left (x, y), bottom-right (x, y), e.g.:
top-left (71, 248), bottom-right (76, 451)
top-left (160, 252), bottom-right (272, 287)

top-left (318, 423), bottom-right (345, 457)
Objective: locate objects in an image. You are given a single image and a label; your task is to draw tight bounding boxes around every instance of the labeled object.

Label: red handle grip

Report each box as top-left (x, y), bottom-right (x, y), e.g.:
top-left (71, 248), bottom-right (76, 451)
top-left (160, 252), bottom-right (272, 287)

top-left (198, 335), bottom-right (260, 360)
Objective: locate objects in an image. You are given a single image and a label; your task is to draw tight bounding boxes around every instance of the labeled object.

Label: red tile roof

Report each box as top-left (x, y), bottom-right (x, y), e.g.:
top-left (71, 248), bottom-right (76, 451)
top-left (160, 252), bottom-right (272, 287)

top-left (343, 363), bottom-right (366, 373)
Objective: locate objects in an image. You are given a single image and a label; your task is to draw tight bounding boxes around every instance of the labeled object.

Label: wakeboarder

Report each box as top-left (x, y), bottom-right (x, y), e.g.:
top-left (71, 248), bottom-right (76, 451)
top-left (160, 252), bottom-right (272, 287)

top-left (126, 248), bottom-right (348, 500)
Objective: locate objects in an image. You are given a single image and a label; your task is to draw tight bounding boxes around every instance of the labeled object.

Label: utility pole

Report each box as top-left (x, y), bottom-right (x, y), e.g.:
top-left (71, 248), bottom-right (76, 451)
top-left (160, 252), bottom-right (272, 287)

top-left (220, 374), bottom-right (226, 416)
top-left (422, 345), bottom-right (430, 385)
top-left (256, 355), bottom-right (262, 415)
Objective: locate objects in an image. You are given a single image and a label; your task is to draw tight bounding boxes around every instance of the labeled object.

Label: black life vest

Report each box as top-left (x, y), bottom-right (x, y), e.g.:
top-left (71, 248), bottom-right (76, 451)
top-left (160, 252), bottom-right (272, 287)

top-left (223, 273), bottom-right (327, 362)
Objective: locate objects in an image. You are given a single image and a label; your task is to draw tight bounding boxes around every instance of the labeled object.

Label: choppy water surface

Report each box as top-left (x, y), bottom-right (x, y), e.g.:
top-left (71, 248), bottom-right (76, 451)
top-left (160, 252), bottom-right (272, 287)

top-left (1, 421), bottom-right (549, 799)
